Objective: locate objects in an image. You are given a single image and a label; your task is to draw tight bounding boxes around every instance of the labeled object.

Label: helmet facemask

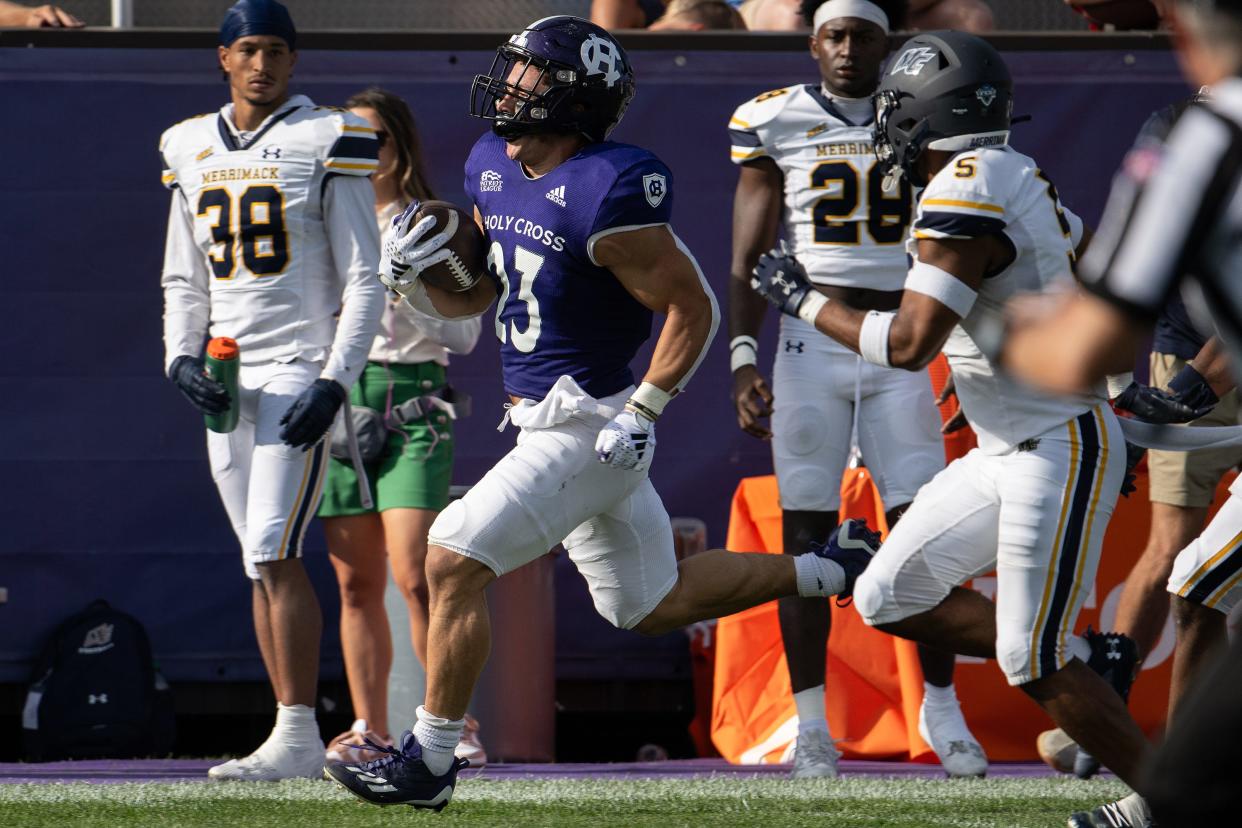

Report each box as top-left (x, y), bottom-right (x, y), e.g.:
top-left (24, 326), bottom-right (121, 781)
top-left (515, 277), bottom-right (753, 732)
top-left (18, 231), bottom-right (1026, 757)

top-left (873, 89), bottom-right (932, 189)
top-left (470, 44), bottom-right (580, 140)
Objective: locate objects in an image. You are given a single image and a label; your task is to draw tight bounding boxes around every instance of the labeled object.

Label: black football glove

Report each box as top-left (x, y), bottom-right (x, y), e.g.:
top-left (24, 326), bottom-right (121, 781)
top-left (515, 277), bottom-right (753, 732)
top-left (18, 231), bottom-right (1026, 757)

top-left (751, 246), bottom-right (815, 318)
top-left (279, 378), bottom-right (347, 451)
top-left (1120, 441), bottom-right (1146, 498)
top-left (1113, 371), bottom-right (1217, 424)
top-left (169, 354), bottom-right (231, 416)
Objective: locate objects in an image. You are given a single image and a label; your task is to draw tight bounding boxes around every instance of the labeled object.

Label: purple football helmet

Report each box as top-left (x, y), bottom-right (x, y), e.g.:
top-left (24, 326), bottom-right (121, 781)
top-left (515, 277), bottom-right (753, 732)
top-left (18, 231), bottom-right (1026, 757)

top-left (469, 16), bottom-right (635, 143)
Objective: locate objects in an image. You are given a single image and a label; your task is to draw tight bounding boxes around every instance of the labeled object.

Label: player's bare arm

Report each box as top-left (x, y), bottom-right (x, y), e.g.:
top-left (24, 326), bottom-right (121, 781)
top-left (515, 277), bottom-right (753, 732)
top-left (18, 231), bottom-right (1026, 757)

top-left (594, 224), bottom-right (719, 393)
top-left (728, 158), bottom-right (783, 438)
top-left (755, 233), bottom-right (1001, 371)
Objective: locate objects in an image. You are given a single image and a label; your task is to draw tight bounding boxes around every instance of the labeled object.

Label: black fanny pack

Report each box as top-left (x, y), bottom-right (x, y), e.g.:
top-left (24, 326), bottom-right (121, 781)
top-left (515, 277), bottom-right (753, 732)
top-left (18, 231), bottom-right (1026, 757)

top-left (329, 385), bottom-right (471, 462)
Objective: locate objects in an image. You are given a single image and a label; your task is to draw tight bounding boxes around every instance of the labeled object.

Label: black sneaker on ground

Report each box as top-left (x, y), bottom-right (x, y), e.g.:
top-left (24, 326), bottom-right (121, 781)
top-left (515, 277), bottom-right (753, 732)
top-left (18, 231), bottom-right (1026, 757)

top-left (324, 731), bottom-right (469, 811)
top-left (1074, 628), bottom-right (1140, 779)
top-left (810, 518), bottom-right (881, 604)
top-left (1068, 795), bottom-right (1155, 828)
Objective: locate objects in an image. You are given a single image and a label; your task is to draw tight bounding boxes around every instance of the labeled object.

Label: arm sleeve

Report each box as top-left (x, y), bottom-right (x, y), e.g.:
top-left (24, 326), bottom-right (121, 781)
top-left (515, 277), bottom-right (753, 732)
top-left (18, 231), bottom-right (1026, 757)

top-left (1079, 107), bottom-right (1239, 321)
top-left (322, 174), bottom-right (385, 388)
top-left (160, 191), bottom-right (211, 375)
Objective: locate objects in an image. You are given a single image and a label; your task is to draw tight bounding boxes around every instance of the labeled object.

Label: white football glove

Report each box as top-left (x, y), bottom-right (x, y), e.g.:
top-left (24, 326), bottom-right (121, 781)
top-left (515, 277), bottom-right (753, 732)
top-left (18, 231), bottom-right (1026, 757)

top-left (377, 202), bottom-right (460, 297)
top-left (595, 409), bottom-right (656, 473)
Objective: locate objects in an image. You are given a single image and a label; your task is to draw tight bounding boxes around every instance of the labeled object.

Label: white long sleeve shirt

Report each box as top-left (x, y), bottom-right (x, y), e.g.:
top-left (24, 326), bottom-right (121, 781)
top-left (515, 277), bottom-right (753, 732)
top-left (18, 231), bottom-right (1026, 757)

top-left (159, 94), bottom-right (385, 388)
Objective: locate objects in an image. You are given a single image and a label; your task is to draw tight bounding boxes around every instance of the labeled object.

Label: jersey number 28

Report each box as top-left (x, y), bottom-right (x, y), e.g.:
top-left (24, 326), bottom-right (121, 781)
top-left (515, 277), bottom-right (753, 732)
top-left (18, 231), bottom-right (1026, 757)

top-left (810, 161), bottom-right (911, 246)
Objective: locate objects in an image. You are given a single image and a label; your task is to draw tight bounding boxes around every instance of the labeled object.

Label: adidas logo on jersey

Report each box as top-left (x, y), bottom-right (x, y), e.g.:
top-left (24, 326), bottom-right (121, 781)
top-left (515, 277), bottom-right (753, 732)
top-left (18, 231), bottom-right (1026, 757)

top-left (545, 185), bottom-right (567, 207)
top-left (480, 170), bottom-right (503, 192)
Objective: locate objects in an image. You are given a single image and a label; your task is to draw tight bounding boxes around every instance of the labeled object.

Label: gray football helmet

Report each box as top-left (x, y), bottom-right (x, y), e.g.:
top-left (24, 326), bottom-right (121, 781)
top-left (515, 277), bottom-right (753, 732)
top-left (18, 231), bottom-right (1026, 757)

top-left (874, 31), bottom-right (1013, 187)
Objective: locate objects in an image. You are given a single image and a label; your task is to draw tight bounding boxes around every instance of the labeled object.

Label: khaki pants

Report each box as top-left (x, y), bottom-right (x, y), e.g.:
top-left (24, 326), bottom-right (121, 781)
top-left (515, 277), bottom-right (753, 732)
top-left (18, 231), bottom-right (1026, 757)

top-left (1147, 352), bottom-right (1242, 507)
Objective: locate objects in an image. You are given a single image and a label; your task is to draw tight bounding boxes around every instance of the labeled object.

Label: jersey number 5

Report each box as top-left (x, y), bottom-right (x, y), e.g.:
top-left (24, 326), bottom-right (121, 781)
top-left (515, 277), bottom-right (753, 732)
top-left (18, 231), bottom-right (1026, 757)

top-left (196, 185), bottom-right (289, 279)
top-left (810, 161), bottom-right (911, 246)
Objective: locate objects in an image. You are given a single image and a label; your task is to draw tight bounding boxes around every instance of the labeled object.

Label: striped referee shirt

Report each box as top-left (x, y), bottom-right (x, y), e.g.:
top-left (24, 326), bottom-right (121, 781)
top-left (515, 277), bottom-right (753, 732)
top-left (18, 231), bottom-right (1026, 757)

top-left (1080, 78), bottom-right (1242, 369)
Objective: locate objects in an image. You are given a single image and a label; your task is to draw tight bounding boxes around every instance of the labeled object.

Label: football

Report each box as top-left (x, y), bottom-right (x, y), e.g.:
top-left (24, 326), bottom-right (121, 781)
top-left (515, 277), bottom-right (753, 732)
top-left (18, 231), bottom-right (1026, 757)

top-left (414, 200), bottom-right (488, 293)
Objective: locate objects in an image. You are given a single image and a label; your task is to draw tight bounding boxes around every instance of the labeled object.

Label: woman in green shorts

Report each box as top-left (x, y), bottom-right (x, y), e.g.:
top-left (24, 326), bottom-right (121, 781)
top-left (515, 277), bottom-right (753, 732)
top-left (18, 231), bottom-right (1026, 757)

top-left (319, 88), bottom-right (483, 765)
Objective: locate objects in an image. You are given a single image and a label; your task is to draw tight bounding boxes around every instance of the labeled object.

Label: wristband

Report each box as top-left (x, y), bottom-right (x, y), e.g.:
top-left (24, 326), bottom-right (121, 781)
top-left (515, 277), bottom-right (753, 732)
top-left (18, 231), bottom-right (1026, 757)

top-left (628, 381), bottom-right (672, 420)
top-left (730, 335), bottom-right (758, 372)
top-left (1169, 364), bottom-right (1220, 410)
top-left (797, 291), bottom-right (829, 326)
top-left (858, 310), bottom-right (895, 368)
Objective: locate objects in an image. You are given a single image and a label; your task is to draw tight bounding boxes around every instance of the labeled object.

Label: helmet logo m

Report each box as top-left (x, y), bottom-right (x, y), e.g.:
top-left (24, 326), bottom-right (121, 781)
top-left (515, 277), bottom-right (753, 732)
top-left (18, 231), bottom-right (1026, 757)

top-left (580, 34), bottom-right (622, 88)
top-left (890, 47), bottom-right (937, 77)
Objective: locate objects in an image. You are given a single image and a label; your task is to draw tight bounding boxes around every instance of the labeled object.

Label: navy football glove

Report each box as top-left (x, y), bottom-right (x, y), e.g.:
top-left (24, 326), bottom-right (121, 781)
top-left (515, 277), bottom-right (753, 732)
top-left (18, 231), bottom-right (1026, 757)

top-left (279, 378), bottom-right (348, 451)
top-left (1113, 375), bottom-right (1215, 424)
top-left (169, 354), bottom-right (231, 416)
top-left (750, 247), bottom-right (815, 318)
top-left (1120, 441), bottom-right (1146, 498)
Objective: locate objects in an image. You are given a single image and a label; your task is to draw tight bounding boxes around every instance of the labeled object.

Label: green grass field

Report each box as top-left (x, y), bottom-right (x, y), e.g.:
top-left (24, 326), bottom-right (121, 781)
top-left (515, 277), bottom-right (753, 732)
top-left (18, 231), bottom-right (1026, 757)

top-left (0, 775), bottom-right (1128, 827)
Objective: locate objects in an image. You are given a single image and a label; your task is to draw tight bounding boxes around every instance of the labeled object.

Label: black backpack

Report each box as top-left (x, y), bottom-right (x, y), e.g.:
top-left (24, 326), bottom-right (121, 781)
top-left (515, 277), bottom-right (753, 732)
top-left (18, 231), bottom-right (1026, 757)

top-left (22, 599), bottom-right (175, 760)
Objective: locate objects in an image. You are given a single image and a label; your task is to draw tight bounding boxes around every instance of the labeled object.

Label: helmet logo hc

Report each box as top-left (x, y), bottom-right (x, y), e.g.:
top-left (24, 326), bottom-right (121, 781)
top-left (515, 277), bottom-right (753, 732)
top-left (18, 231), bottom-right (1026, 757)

top-left (580, 34), bottom-right (622, 88)
top-left (890, 47), bottom-right (937, 77)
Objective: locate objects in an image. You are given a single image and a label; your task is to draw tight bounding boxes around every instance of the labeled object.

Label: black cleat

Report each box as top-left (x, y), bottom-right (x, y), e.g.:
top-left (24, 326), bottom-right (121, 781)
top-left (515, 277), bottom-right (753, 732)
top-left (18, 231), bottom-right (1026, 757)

top-left (1075, 628), bottom-right (1140, 779)
top-left (324, 731), bottom-right (469, 811)
top-left (1068, 794), bottom-right (1155, 828)
top-left (811, 518), bottom-right (881, 604)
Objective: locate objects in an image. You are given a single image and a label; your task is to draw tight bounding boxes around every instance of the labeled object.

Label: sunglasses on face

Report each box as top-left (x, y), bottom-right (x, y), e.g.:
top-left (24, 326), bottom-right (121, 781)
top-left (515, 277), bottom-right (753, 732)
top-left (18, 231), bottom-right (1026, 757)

top-left (375, 129), bottom-right (389, 149)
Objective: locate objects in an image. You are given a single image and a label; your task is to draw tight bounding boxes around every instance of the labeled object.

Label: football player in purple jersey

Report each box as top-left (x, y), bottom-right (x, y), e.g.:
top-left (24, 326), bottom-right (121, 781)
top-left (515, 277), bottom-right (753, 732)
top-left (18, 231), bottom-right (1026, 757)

top-left (324, 15), bottom-right (881, 810)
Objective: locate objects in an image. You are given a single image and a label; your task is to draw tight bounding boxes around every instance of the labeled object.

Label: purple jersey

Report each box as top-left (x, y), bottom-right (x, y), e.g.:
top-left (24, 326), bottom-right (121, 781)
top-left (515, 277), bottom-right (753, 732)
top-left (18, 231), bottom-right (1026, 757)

top-left (464, 132), bottom-right (674, 400)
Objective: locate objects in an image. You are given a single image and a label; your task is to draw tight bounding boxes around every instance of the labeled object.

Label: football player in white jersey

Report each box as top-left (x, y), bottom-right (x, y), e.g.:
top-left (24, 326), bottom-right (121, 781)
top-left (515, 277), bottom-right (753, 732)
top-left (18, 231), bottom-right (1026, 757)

top-left (751, 31), bottom-right (1155, 802)
top-left (728, 0), bottom-right (983, 778)
top-left (159, 0), bottom-right (385, 780)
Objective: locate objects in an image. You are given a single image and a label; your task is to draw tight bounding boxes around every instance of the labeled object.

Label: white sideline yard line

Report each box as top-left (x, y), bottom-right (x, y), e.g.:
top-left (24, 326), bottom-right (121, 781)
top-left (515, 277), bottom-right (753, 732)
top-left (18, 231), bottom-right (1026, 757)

top-left (0, 775), bottom-right (1131, 806)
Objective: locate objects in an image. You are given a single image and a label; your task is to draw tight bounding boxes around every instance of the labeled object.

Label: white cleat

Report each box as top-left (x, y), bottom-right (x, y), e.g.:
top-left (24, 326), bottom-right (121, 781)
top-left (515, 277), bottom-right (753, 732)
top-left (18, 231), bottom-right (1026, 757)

top-left (207, 739), bottom-right (326, 781)
top-left (919, 697), bottom-right (987, 778)
top-left (454, 714), bottom-right (488, 767)
top-left (788, 728), bottom-right (841, 779)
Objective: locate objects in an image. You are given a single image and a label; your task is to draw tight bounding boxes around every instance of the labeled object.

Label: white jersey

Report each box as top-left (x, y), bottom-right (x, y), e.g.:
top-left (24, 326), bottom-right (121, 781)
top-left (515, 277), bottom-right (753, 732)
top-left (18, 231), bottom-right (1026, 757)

top-left (911, 145), bottom-right (1107, 453)
top-left (729, 84), bottom-right (913, 291)
top-left (159, 94), bottom-right (384, 388)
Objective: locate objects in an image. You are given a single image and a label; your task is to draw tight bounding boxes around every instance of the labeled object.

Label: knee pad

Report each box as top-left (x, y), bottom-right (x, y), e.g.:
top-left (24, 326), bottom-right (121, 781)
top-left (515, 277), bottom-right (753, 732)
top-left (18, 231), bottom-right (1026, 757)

top-left (775, 404), bottom-right (831, 457)
top-left (995, 628), bottom-right (1037, 685)
top-left (852, 569), bottom-right (889, 625)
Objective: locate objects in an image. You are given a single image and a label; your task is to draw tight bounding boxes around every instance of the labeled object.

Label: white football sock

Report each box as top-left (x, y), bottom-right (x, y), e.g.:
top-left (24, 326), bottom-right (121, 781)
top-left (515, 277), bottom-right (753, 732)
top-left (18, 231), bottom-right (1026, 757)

top-left (794, 685), bottom-right (830, 736)
top-left (1069, 635), bottom-right (1091, 663)
top-left (922, 681), bottom-right (958, 708)
top-left (270, 703), bottom-right (319, 748)
top-left (414, 705), bottom-right (465, 776)
top-left (794, 553), bottom-right (845, 597)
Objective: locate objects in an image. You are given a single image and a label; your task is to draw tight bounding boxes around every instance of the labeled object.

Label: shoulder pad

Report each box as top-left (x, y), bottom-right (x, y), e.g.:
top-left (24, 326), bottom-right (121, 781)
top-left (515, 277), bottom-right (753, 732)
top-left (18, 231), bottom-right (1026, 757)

top-left (158, 113), bottom-right (213, 190)
top-left (915, 149), bottom-right (1016, 240)
top-left (731, 84), bottom-right (799, 132)
top-left (729, 85), bottom-right (798, 164)
top-left (321, 109), bottom-right (379, 176)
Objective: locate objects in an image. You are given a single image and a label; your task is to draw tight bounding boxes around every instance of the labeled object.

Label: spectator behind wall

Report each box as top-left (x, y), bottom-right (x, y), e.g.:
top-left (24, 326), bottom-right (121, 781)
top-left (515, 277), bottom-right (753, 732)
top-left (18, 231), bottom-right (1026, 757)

top-left (1065, 1), bottom-right (1173, 30)
top-left (650, 0), bottom-right (748, 29)
top-left (0, 1), bottom-right (82, 26)
top-left (739, 0), bottom-right (993, 32)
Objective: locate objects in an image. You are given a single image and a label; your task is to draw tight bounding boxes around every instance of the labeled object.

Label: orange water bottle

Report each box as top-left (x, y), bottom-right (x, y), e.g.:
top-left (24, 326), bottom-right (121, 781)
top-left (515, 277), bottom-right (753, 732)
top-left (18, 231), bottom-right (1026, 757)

top-left (203, 337), bottom-right (240, 433)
